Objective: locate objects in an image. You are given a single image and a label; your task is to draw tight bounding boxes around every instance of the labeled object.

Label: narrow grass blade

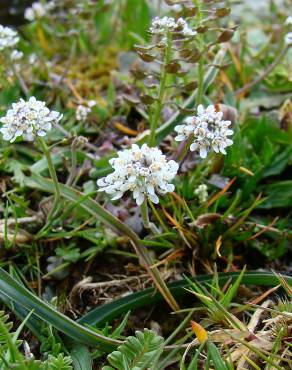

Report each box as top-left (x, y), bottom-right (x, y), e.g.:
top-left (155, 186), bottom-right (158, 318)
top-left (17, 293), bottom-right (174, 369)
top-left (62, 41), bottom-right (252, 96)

top-left (0, 268), bottom-right (120, 351)
top-left (79, 271), bottom-right (291, 327)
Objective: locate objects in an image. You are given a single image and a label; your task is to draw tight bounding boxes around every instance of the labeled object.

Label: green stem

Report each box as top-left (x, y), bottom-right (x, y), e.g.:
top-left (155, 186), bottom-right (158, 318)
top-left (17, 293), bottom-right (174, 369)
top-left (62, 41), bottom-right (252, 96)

top-left (149, 35), bottom-right (172, 146)
top-left (38, 137), bottom-right (61, 220)
top-left (195, 0), bottom-right (204, 107)
top-left (196, 55), bottom-right (204, 107)
top-left (140, 200), bottom-right (160, 235)
top-left (140, 200), bottom-right (150, 228)
top-left (66, 140), bottom-right (77, 186)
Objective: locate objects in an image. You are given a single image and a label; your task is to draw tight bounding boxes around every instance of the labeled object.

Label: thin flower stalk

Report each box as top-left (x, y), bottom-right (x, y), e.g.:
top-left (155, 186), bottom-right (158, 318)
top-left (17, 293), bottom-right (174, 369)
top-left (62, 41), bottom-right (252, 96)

top-left (38, 137), bottom-right (61, 221)
top-left (140, 200), bottom-right (159, 235)
top-left (149, 33), bottom-right (172, 147)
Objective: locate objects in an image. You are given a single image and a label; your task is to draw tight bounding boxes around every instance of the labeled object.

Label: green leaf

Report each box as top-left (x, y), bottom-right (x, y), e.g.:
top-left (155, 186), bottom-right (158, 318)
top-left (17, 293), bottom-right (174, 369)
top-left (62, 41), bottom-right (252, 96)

top-left (258, 180), bottom-right (292, 209)
top-left (263, 146), bottom-right (292, 177)
top-left (207, 341), bottom-right (229, 370)
top-left (104, 329), bottom-right (164, 370)
top-left (70, 345), bottom-right (93, 370)
top-left (220, 267), bottom-right (246, 307)
top-left (0, 268), bottom-right (120, 351)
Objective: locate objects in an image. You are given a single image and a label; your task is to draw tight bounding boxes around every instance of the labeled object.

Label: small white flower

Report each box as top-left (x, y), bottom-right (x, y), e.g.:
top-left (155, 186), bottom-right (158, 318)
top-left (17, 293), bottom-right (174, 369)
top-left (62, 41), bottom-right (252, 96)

top-left (76, 105), bottom-right (90, 121)
top-left (0, 25), bottom-right (19, 51)
top-left (149, 16), bottom-right (196, 38)
top-left (175, 105), bottom-right (234, 158)
top-left (0, 97), bottom-right (62, 142)
top-left (11, 49), bottom-right (23, 61)
top-left (28, 53), bottom-right (38, 64)
top-left (75, 100), bottom-right (96, 121)
top-left (285, 16), bottom-right (292, 26)
top-left (195, 184), bottom-right (208, 204)
top-left (87, 100), bottom-right (96, 108)
top-left (285, 32), bottom-right (292, 46)
top-left (24, 1), bottom-right (54, 21)
top-left (97, 144), bottom-right (178, 206)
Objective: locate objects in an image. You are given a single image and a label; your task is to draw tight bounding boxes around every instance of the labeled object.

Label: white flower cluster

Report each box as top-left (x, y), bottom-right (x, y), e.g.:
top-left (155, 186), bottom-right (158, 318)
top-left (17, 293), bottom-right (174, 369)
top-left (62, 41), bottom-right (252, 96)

top-left (0, 25), bottom-right (19, 51)
top-left (175, 105), bottom-right (234, 158)
top-left (75, 100), bottom-right (96, 121)
top-left (0, 97), bottom-right (62, 142)
top-left (149, 16), bottom-right (197, 37)
top-left (195, 184), bottom-right (208, 204)
top-left (24, 1), bottom-right (55, 21)
top-left (285, 32), bottom-right (292, 46)
top-left (97, 144), bottom-right (178, 206)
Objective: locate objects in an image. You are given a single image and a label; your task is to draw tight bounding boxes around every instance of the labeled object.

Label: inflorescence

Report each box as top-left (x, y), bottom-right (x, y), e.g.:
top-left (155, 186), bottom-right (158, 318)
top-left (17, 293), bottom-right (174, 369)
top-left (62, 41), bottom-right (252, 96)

top-left (24, 1), bottom-right (55, 21)
top-left (97, 144), bottom-right (179, 206)
top-left (0, 97), bottom-right (63, 142)
top-left (75, 100), bottom-right (96, 122)
top-left (175, 105), bottom-right (234, 158)
top-left (149, 16), bottom-right (197, 37)
top-left (0, 25), bottom-right (19, 51)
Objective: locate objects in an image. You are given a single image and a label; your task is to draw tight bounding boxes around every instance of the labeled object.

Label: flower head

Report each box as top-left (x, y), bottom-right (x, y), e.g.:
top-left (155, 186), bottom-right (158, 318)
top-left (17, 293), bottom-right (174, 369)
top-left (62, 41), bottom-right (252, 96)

top-left (76, 105), bottom-right (91, 121)
top-left (195, 184), bottom-right (208, 204)
top-left (24, 1), bottom-right (55, 21)
top-left (97, 144), bottom-right (178, 206)
top-left (149, 16), bottom-right (196, 37)
top-left (175, 105), bottom-right (234, 158)
top-left (0, 97), bottom-right (62, 142)
top-left (75, 100), bottom-right (96, 121)
top-left (0, 25), bottom-right (19, 51)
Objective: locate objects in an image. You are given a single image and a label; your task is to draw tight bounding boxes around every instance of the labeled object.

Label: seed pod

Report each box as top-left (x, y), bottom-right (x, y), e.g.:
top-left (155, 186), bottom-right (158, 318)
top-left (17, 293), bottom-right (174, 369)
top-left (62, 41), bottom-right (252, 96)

top-left (140, 94), bottom-right (156, 105)
top-left (183, 81), bottom-right (198, 92)
top-left (185, 7), bottom-right (198, 17)
top-left (217, 29), bottom-right (234, 43)
top-left (188, 50), bottom-right (201, 63)
top-left (179, 49), bottom-right (192, 58)
top-left (165, 61), bottom-right (181, 74)
top-left (215, 7), bottom-right (231, 18)
top-left (134, 44), bottom-right (155, 53)
top-left (123, 94), bottom-right (140, 105)
top-left (196, 26), bottom-right (208, 33)
top-left (130, 69), bottom-right (148, 80)
top-left (137, 52), bottom-right (156, 63)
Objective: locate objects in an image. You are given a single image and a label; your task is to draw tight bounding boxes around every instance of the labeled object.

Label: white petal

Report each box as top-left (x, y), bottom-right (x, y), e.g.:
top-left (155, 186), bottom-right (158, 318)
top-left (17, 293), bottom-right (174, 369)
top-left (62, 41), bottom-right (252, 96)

top-left (148, 193), bottom-right (159, 204)
top-left (136, 193), bottom-right (145, 206)
top-left (199, 146), bottom-right (208, 158)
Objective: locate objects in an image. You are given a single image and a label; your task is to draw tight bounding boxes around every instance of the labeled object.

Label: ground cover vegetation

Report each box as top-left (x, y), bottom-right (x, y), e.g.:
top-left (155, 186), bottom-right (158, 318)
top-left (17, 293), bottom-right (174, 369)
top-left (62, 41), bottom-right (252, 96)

top-left (0, 0), bottom-right (291, 368)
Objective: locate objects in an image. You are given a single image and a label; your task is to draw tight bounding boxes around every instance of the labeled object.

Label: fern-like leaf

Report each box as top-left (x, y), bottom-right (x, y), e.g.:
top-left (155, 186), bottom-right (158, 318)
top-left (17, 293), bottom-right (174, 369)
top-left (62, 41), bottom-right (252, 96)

top-left (104, 329), bottom-right (164, 370)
